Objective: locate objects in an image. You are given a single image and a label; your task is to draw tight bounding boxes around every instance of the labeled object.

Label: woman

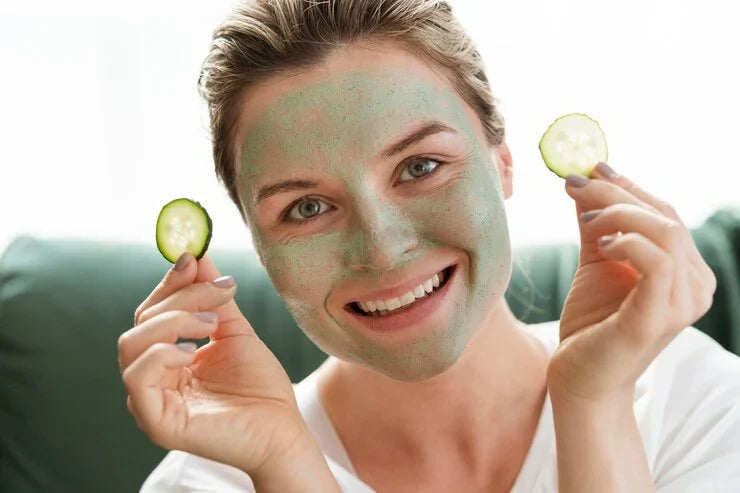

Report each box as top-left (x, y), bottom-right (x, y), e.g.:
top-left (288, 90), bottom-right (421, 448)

top-left (118, 0), bottom-right (740, 491)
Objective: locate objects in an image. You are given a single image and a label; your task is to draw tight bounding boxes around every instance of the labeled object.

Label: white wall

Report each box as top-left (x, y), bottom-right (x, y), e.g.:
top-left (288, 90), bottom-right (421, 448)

top-left (1, 0), bottom-right (738, 254)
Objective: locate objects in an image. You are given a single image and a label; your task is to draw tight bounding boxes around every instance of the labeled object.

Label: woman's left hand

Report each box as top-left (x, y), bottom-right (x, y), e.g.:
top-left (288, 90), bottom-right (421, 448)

top-left (547, 162), bottom-right (717, 403)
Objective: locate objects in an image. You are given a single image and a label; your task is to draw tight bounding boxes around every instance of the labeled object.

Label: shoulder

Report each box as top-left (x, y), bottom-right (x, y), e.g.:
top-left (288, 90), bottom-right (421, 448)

top-left (519, 319), bottom-right (561, 355)
top-left (650, 325), bottom-right (740, 411)
top-left (642, 326), bottom-right (740, 491)
top-left (525, 321), bottom-right (740, 490)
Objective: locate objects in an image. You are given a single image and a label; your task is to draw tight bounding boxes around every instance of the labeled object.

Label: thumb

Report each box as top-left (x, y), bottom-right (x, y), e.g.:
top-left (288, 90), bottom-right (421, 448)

top-left (195, 254), bottom-right (256, 339)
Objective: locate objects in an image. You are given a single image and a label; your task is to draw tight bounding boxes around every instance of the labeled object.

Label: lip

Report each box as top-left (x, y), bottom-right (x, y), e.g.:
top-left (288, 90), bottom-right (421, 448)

top-left (343, 264), bottom-right (457, 332)
top-left (344, 264), bottom-right (452, 305)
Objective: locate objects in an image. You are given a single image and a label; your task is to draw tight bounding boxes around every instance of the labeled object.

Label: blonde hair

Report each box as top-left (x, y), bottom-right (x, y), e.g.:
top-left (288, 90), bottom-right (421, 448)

top-left (198, 0), bottom-right (506, 222)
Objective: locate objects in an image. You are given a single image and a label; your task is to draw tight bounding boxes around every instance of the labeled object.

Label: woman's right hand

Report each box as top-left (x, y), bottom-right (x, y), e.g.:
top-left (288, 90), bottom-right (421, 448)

top-left (117, 252), bottom-right (310, 477)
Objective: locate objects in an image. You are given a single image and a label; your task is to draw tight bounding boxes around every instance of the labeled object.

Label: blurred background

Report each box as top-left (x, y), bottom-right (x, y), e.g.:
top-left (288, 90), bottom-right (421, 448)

top-left (1, 0), bottom-right (738, 253)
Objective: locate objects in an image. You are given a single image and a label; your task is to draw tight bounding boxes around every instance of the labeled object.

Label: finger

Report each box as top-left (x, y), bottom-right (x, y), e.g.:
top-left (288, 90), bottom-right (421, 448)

top-left (194, 254), bottom-right (256, 340)
top-left (134, 253), bottom-right (197, 326)
top-left (122, 342), bottom-right (196, 437)
top-left (598, 232), bottom-right (673, 276)
top-left (566, 175), bottom-right (663, 266)
top-left (591, 162), bottom-right (683, 223)
top-left (118, 310), bottom-right (218, 372)
top-left (579, 203), bottom-right (685, 252)
top-left (136, 277), bottom-right (237, 326)
top-left (587, 203), bottom-right (715, 327)
top-left (598, 232), bottom-right (674, 342)
top-left (565, 174), bottom-right (658, 213)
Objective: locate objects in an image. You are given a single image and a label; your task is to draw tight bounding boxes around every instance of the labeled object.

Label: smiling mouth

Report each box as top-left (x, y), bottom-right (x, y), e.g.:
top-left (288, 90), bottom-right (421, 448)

top-left (345, 265), bottom-right (455, 317)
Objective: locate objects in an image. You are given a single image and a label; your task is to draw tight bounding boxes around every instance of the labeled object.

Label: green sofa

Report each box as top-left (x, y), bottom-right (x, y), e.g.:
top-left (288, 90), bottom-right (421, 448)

top-left (1, 207), bottom-right (739, 493)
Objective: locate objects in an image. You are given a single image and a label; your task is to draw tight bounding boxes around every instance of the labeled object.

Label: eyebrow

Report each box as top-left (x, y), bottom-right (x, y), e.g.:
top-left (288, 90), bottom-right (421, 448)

top-left (256, 179), bottom-right (318, 205)
top-left (380, 120), bottom-right (457, 159)
top-left (255, 120), bottom-right (457, 205)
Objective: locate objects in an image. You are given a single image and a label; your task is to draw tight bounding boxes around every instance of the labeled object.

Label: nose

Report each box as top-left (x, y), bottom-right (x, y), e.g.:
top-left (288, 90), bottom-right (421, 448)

top-left (344, 200), bottom-right (418, 272)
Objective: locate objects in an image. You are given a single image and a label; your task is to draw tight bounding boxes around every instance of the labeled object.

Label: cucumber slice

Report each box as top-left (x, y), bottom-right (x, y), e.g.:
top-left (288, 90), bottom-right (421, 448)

top-left (155, 198), bottom-right (213, 263)
top-left (539, 113), bottom-right (608, 178)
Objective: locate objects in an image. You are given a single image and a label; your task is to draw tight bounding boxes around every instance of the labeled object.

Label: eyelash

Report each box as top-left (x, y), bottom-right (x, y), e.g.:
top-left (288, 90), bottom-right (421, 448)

top-left (280, 156), bottom-right (446, 226)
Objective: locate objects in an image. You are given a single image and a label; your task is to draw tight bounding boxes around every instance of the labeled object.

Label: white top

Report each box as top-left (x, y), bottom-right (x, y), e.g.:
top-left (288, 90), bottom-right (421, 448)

top-left (140, 320), bottom-right (740, 492)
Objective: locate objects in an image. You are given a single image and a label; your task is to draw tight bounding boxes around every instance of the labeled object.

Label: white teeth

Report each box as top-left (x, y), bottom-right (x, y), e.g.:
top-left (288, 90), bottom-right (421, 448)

top-left (354, 267), bottom-right (451, 314)
top-left (422, 279), bottom-right (433, 294)
top-left (399, 291), bottom-right (416, 306)
top-left (386, 297), bottom-right (402, 310)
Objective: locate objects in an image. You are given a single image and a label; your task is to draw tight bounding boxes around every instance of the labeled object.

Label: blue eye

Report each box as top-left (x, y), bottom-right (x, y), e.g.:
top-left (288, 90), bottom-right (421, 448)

top-left (285, 198), bottom-right (331, 223)
top-left (398, 158), bottom-right (442, 182)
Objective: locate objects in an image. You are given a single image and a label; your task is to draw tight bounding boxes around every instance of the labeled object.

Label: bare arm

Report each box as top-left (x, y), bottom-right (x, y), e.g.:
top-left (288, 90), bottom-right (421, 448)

top-left (550, 386), bottom-right (654, 493)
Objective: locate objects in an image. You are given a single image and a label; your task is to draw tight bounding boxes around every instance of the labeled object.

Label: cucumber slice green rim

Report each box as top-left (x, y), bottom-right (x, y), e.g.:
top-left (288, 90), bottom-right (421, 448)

top-left (538, 113), bottom-right (609, 179)
top-left (155, 198), bottom-right (213, 263)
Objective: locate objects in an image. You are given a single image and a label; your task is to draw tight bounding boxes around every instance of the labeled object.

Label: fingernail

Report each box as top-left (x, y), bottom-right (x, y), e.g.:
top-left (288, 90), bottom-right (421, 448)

top-left (177, 342), bottom-right (198, 353)
top-left (580, 209), bottom-right (603, 223)
top-left (195, 311), bottom-right (217, 323)
top-left (173, 253), bottom-right (190, 272)
top-left (599, 235), bottom-right (617, 247)
top-left (565, 174), bottom-right (590, 188)
top-left (595, 162), bottom-right (618, 179)
top-left (211, 275), bottom-right (235, 289)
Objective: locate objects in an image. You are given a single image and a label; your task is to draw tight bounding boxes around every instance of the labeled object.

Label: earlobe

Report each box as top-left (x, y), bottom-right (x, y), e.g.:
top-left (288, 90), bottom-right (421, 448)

top-left (493, 142), bottom-right (513, 199)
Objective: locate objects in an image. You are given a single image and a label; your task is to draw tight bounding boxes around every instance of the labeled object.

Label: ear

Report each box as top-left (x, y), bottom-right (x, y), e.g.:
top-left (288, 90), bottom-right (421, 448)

top-left (492, 141), bottom-right (513, 200)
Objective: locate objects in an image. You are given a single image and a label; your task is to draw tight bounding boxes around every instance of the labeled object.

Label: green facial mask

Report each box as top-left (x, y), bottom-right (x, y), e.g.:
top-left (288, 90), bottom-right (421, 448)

top-left (239, 66), bottom-right (512, 382)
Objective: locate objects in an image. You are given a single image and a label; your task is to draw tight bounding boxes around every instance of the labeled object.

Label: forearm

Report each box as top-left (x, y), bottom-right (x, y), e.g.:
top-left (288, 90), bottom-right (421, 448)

top-left (549, 386), bottom-right (654, 493)
top-left (247, 429), bottom-right (342, 493)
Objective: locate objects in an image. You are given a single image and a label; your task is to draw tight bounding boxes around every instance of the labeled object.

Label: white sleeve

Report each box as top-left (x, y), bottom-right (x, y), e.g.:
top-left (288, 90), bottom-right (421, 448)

top-left (652, 327), bottom-right (740, 492)
top-left (139, 450), bottom-right (375, 492)
top-left (139, 450), bottom-right (255, 492)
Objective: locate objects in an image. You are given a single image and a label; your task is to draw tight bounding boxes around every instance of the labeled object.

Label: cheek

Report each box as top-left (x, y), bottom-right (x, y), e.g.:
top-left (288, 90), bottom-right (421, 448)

top-left (409, 164), bottom-right (508, 251)
top-left (255, 232), bottom-right (345, 315)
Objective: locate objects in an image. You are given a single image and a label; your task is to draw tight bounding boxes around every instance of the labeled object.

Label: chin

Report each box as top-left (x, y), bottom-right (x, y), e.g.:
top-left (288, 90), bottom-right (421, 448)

top-left (356, 341), bottom-right (468, 383)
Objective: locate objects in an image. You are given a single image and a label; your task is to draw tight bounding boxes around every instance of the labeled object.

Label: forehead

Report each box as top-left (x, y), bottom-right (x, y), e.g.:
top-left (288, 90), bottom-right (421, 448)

top-left (235, 44), bottom-right (479, 197)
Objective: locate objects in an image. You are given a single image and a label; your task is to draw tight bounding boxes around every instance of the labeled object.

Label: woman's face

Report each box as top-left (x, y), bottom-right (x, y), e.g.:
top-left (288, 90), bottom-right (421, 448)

top-left (234, 42), bottom-right (513, 381)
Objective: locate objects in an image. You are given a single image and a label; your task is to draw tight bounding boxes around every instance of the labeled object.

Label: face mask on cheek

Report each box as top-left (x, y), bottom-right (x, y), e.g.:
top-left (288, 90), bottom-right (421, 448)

top-left (253, 231), bottom-right (362, 357)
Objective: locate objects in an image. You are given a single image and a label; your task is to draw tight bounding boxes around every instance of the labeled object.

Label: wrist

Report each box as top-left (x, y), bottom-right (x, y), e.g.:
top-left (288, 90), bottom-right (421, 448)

top-left (548, 381), bottom-right (636, 436)
top-left (248, 422), bottom-right (340, 493)
top-left (546, 371), bottom-right (636, 409)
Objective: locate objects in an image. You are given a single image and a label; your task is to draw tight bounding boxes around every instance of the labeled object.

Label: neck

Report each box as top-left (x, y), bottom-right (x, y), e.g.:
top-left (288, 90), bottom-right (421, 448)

top-left (317, 298), bottom-right (550, 471)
